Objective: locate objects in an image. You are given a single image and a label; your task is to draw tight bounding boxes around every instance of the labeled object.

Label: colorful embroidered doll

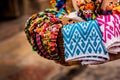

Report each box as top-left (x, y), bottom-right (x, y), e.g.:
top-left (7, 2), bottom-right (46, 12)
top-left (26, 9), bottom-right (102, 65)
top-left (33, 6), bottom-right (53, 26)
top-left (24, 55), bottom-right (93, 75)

top-left (75, 0), bottom-right (85, 18)
top-left (51, 0), bottom-right (68, 18)
top-left (74, 0), bottom-right (96, 21)
top-left (84, 0), bottom-right (95, 20)
top-left (56, 0), bottom-right (66, 10)
top-left (101, 0), bottom-right (117, 15)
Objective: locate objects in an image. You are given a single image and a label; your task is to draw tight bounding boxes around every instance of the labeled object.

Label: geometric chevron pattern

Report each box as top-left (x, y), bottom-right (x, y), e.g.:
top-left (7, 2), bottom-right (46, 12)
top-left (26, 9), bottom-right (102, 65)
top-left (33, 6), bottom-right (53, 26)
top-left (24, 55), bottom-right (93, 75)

top-left (62, 20), bottom-right (109, 64)
top-left (97, 14), bottom-right (120, 49)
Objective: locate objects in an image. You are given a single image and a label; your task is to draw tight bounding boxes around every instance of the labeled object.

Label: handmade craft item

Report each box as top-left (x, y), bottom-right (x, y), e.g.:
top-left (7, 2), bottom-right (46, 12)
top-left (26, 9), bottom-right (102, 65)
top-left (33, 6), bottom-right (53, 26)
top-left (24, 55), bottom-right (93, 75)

top-left (101, 0), bottom-right (120, 15)
top-left (96, 14), bottom-right (120, 53)
top-left (84, 0), bottom-right (95, 20)
top-left (62, 20), bottom-right (109, 65)
top-left (25, 9), bottom-right (63, 61)
top-left (72, 0), bottom-right (96, 21)
top-left (56, 0), bottom-right (66, 10)
top-left (24, 0), bottom-right (120, 66)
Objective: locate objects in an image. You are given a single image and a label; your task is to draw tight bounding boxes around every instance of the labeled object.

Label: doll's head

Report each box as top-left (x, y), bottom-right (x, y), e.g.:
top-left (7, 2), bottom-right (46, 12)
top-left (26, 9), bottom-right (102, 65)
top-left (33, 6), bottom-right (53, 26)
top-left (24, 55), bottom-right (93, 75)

top-left (101, 0), bottom-right (117, 10)
top-left (84, 2), bottom-right (95, 11)
top-left (106, 2), bottom-right (115, 11)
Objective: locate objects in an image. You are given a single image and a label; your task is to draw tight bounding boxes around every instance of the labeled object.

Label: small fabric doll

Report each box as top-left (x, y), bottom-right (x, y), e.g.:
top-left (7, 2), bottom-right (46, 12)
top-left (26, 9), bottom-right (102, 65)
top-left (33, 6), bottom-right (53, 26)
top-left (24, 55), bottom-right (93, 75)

top-left (74, 0), bottom-right (86, 19)
top-left (56, 0), bottom-right (66, 10)
top-left (84, 0), bottom-right (95, 20)
top-left (101, 0), bottom-right (118, 15)
top-left (73, 0), bottom-right (96, 21)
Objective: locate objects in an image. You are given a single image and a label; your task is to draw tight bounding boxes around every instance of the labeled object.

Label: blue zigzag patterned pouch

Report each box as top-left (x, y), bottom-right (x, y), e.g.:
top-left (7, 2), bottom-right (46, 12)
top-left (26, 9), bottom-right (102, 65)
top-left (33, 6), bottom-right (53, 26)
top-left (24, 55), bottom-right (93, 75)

top-left (62, 20), bottom-right (110, 65)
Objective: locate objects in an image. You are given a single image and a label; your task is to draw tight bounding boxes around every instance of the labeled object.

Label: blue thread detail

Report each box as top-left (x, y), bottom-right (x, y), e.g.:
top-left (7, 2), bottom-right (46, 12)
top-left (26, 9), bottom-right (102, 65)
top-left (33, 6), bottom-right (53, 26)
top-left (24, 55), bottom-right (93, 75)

top-left (76, 49), bottom-right (80, 55)
top-left (88, 47), bottom-right (92, 53)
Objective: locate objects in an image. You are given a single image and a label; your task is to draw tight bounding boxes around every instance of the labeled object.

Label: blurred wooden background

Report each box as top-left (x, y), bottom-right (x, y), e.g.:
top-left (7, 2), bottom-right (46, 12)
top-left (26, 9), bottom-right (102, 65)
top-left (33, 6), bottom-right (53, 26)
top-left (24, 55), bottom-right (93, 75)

top-left (0, 0), bottom-right (50, 19)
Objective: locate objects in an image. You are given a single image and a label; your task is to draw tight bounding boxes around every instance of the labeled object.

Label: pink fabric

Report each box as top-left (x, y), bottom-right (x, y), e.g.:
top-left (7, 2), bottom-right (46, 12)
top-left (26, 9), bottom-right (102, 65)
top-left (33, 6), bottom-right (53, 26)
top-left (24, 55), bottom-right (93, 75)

top-left (96, 14), bottom-right (120, 54)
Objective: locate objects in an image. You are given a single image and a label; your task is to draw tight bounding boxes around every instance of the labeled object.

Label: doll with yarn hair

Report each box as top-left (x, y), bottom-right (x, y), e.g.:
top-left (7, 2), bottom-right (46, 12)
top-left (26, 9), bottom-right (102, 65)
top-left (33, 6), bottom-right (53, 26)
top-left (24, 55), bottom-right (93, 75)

top-left (84, 0), bottom-right (95, 20)
top-left (101, 0), bottom-right (120, 15)
top-left (73, 0), bottom-right (96, 21)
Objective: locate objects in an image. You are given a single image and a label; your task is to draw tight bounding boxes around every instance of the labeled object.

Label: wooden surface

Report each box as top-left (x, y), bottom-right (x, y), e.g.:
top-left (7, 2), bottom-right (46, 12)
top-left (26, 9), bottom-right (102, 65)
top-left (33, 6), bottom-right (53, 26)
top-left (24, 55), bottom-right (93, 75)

top-left (110, 52), bottom-right (120, 61)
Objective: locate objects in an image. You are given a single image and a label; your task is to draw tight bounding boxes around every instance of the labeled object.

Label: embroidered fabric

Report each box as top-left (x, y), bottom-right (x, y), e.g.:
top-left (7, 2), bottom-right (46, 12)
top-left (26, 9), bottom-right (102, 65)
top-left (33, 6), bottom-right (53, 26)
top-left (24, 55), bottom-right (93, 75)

top-left (96, 14), bottom-right (120, 54)
top-left (62, 20), bottom-right (109, 65)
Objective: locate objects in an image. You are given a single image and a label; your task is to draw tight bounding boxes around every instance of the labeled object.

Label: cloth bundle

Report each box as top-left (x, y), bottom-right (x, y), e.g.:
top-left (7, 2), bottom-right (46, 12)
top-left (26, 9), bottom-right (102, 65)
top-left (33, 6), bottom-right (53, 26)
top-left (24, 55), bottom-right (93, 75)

top-left (96, 14), bottom-right (120, 54)
top-left (62, 20), bottom-right (109, 65)
top-left (25, 9), bottom-right (63, 61)
top-left (24, 0), bottom-right (120, 66)
top-left (25, 11), bottom-right (120, 65)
